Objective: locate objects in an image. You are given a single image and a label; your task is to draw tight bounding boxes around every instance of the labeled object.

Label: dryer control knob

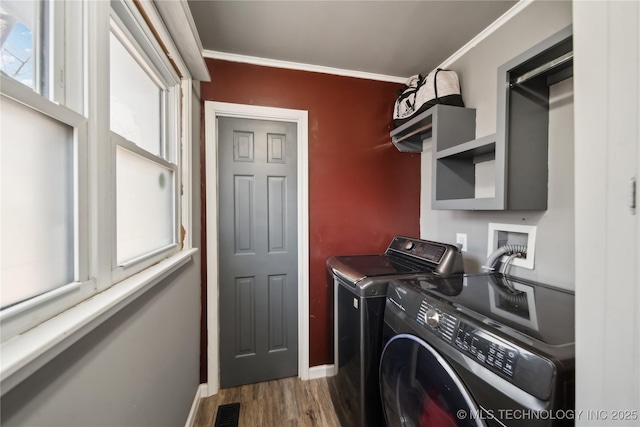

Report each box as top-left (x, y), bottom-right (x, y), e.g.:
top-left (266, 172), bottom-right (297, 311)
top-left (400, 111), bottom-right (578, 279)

top-left (405, 241), bottom-right (415, 250)
top-left (425, 309), bottom-right (440, 328)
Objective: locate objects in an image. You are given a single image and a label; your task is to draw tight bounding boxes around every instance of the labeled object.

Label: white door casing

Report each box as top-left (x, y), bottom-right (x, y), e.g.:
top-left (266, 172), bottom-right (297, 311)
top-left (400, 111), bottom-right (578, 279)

top-left (204, 102), bottom-right (309, 396)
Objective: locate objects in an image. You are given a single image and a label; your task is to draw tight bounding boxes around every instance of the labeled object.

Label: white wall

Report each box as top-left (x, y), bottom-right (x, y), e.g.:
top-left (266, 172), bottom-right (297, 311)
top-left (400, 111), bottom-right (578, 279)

top-left (0, 83), bottom-right (203, 427)
top-left (574, 1), bottom-right (640, 424)
top-left (420, 0), bottom-right (575, 289)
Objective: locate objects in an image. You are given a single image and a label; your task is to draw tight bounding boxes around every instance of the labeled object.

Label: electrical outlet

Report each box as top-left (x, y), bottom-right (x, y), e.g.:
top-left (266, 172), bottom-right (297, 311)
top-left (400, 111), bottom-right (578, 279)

top-left (456, 233), bottom-right (468, 252)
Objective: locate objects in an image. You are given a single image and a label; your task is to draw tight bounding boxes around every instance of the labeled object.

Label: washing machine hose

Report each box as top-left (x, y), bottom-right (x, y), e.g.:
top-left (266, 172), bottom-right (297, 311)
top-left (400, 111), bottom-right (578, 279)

top-left (482, 244), bottom-right (528, 272)
top-left (482, 245), bottom-right (528, 295)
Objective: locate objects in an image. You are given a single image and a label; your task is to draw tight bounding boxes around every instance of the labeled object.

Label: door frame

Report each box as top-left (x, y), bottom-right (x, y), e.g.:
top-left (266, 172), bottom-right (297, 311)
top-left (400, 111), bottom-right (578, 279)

top-left (204, 101), bottom-right (309, 396)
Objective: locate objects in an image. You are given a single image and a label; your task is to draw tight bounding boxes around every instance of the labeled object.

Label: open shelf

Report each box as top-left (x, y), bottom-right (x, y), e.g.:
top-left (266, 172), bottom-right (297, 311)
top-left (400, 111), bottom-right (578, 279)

top-left (431, 26), bottom-right (573, 210)
top-left (435, 134), bottom-right (496, 160)
top-left (390, 105), bottom-right (475, 153)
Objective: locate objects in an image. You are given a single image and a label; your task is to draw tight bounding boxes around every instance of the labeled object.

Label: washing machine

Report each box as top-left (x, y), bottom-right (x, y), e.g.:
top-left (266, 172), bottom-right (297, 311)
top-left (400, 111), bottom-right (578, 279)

top-left (380, 273), bottom-right (575, 427)
top-left (327, 236), bottom-right (464, 427)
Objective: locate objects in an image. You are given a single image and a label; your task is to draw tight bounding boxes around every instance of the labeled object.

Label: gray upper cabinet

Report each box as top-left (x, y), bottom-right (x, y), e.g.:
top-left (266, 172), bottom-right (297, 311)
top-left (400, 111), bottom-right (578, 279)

top-left (430, 25), bottom-right (573, 210)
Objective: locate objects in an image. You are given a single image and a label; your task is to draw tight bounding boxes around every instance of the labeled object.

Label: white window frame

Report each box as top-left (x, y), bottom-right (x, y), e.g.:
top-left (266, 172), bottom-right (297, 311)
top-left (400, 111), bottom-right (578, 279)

top-left (0, 1), bottom-right (90, 342)
top-left (108, 9), bottom-right (182, 283)
top-left (0, 0), bottom-right (197, 395)
top-left (50, 0), bottom-right (84, 112)
top-left (0, 75), bottom-right (93, 341)
top-left (111, 135), bottom-right (180, 280)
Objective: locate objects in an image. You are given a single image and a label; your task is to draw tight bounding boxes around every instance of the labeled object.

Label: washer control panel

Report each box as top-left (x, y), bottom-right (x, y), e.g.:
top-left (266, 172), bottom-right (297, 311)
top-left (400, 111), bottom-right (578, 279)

top-left (415, 299), bottom-right (519, 379)
top-left (455, 322), bottom-right (519, 378)
top-left (416, 300), bottom-right (457, 343)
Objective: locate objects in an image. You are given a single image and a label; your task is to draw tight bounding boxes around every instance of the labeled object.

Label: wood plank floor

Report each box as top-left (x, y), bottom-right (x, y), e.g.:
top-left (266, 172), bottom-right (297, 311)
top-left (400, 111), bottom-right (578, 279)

top-left (193, 377), bottom-right (341, 427)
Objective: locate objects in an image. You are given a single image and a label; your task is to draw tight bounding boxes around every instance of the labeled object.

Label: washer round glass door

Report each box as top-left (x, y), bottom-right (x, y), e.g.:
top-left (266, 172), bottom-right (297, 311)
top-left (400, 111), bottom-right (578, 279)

top-left (380, 334), bottom-right (485, 427)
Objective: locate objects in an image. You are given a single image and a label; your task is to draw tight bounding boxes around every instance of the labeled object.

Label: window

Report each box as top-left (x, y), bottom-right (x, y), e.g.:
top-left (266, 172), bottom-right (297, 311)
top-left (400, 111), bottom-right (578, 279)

top-left (0, 97), bottom-right (75, 309)
top-left (0, 0), bottom-right (87, 324)
top-left (109, 11), bottom-right (181, 275)
top-left (115, 146), bottom-right (175, 265)
top-left (0, 0), bottom-right (46, 92)
top-left (110, 30), bottom-right (162, 155)
top-left (0, 0), bottom-right (191, 344)
top-left (1, 0), bottom-right (83, 110)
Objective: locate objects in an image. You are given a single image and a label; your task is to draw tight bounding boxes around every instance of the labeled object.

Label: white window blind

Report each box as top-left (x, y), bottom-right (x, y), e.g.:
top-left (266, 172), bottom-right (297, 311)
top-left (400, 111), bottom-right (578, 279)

top-left (116, 146), bottom-right (175, 265)
top-left (0, 96), bottom-right (75, 309)
top-left (109, 31), bottom-right (163, 156)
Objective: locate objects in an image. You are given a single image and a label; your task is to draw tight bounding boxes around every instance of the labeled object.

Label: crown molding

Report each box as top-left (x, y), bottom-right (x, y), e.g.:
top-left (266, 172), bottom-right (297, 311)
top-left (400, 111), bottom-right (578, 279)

top-left (437, 0), bottom-right (534, 70)
top-left (203, 50), bottom-right (406, 84)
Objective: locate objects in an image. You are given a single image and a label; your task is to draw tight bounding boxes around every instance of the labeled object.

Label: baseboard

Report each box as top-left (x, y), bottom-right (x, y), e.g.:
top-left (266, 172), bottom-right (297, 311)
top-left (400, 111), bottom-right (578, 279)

top-left (307, 364), bottom-right (336, 379)
top-left (184, 383), bottom-right (208, 427)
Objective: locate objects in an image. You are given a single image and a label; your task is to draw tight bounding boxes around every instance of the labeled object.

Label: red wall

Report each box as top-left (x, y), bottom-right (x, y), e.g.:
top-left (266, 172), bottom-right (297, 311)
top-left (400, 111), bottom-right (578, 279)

top-left (201, 59), bottom-right (421, 370)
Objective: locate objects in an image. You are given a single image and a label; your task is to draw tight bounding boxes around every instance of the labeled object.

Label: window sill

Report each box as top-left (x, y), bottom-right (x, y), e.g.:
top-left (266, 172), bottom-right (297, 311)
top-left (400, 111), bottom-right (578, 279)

top-left (0, 248), bottom-right (197, 396)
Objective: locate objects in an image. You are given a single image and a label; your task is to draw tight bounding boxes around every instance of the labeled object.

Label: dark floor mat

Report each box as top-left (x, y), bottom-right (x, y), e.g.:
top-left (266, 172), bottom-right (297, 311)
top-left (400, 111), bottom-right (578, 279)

top-left (214, 402), bottom-right (240, 427)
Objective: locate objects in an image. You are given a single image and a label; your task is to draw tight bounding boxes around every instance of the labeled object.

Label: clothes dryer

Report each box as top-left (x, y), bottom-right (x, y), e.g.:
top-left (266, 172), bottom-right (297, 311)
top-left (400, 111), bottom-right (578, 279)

top-left (380, 273), bottom-right (575, 427)
top-left (327, 236), bottom-right (464, 427)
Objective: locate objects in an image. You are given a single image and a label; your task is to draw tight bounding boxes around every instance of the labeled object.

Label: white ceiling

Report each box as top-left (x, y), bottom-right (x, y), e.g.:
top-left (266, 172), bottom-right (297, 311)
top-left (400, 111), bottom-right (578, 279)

top-left (186, 0), bottom-right (518, 81)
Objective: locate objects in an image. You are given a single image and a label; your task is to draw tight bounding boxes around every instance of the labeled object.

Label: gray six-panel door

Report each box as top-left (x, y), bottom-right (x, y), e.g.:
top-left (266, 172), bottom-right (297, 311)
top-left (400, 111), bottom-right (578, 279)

top-left (218, 117), bottom-right (298, 388)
